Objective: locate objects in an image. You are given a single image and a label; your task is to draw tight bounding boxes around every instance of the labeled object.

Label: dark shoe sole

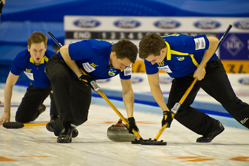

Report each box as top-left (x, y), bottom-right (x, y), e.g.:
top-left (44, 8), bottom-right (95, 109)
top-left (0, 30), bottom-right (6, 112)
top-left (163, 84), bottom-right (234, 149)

top-left (57, 126), bottom-right (74, 143)
top-left (57, 137), bottom-right (72, 143)
top-left (196, 125), bottom-right (225, 143)
top-left (46, 121), bottom-right (78, 138)
top-left (72, 128), bottom-right (79, 138)
top-left (46, 122), bottom-right (54, 132)
top-left (38, 104), bottom-right (46, 115)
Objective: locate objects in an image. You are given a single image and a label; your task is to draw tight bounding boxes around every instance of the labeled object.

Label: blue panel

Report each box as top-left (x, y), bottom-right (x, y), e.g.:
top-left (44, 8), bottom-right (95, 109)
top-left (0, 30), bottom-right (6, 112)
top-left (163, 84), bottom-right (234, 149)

top-left (220, 33), bottom-right (249, 60)
top-left (1, 0), bottom-right (249, 22)
top-left (0, 22), bottom-right (64, 44)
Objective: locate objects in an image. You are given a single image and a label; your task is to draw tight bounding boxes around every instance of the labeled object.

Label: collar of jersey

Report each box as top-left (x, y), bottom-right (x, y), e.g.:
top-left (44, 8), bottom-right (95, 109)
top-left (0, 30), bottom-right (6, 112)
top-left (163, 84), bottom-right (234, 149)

top-left (30, 56), bottom-right (49, 64)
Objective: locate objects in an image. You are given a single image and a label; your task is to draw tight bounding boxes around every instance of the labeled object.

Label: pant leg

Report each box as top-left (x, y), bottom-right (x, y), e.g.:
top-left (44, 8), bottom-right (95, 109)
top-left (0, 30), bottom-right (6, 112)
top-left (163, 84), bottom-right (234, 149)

top-left (46, 55), bottom-right (74, 124)
top-left (168, 74), bottom-right (220, 135)
top-left (200, 57), bottom-right (249, 129)
top-left (70, 77), bottom-right (92, 125)
top-left (49, 92), bottom-right (59, 118)
top-left (15, 85), bottom-right (51, 123)
top-left (46, 54), bottom-right (92, 135)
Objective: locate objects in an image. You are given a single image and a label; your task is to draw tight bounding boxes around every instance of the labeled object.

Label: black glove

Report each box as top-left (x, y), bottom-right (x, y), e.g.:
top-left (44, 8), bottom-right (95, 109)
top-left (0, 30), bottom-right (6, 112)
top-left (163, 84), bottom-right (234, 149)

top-left (161, 110), bottom-right (174, 128)
top-left (78, 74), bottom-right (100, 91)
top-left (128, 117), bottom-right (139, 134)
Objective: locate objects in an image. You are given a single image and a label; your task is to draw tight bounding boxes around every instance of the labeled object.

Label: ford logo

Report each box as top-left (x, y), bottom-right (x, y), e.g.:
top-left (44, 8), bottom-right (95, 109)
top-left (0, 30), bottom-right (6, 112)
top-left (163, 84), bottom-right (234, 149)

top-left (159, 77), bottom-right (173, 84)
top-left (234, 20), bottom-right (249, 30)
top-left (114, 19), bottom-right (141, 29)
top-left (73, 19), bottom-right (101, 28)
top-left (96, 78), bottom-right (110, 84)
top-left (154, 19), bottom-right (181, 29)
top-left (131, 76), bottom-right (143, 84)
top-left (239, 78), bottom-right (249, 85)
top-left (194, 20), bottom-right (221, 29)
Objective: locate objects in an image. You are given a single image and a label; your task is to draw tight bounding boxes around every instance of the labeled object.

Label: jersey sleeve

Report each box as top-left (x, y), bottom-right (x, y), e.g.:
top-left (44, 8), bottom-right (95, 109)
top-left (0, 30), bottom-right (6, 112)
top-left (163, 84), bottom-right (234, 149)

top-left (10, 52), bottom-right (27, 75)
top-left (144, 60), bottom-right (159, 75)
top-left (119, 65), bottom-right (132, 79)
top-left (191, 34), bottom-right (210, 53)
top-left (68, 40), bottom-right (93, 61)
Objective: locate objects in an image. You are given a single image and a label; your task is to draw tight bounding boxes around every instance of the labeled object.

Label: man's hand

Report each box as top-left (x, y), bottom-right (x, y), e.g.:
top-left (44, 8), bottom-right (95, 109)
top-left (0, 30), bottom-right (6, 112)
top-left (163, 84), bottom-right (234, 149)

top-left (128, 117), bottom-right (139, 134)
top-left (78, 74), bottom-right (100, 91)
top-left (0, 112), bottom-right (10, 125)
top-left (193, 66), bottom-right (206, 81)
top-left (161, 110), bottom-right (174, 128)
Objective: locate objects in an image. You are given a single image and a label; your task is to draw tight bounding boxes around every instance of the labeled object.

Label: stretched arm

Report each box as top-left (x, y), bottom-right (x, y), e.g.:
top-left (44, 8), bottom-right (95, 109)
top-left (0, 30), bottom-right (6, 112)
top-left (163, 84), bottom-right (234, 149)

top-left (121, 78), bottom-right (139, 133)
top-left (193, 36), bottom-right (219, 80)
top-left (148, 73), bottom-right (174, 127)
top-left (120, 79), bottom-right (134, 118)
top-left (148, 73), bottom-right (169, 112)
top-left (60, 45), bottom-right (83, 77)
top-left (0, 72), bottom-right (19, 124)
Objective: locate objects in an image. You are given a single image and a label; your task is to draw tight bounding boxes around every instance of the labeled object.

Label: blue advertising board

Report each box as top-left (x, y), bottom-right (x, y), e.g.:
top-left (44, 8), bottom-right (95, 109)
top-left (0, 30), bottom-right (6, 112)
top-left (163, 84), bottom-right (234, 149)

top-left (220, 33), bottom-right (249, 60)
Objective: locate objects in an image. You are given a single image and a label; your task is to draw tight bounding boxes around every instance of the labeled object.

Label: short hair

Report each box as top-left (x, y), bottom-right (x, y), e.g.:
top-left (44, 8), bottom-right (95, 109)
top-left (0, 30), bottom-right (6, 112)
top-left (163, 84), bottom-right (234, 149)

top-left (111, 39), bottom-right (138, 63)
top-left (139, 33), bottom-right (166, 59)
top-left (28, 32), bottom-right (47, 48)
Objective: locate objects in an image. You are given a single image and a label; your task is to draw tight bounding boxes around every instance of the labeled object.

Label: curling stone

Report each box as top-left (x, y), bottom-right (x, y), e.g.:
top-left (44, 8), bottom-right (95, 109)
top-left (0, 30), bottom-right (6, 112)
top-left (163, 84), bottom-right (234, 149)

top-left (107, 119), bottom-right (137, 142)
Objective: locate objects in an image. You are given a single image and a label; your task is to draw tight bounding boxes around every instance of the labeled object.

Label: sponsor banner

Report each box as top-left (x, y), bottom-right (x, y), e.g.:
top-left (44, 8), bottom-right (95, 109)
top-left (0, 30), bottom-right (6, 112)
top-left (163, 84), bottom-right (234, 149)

top-left (220, 33), bottom-right (249, 60)
top-left (132, 60), bottom-right (146, 73)
top-left (131, 76), bottom-right (143, 84)
top-left (64, 16), bottom-right (249, 61)
top-left (221, 60), bottom-right (249, 73)
top-left (239, 77), bottom-right (249, 85)
top-left (65, 16), bottom-right (249, 33)
top-left (64, 16), bottom-right (249, 43)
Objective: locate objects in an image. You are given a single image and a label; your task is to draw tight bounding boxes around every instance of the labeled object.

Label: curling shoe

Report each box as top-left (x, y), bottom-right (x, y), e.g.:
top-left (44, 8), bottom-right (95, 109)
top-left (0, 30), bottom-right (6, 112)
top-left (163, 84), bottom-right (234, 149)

top-left (46, 121), bottom-right (54, 132)
top-left (196, 121), bottom-right (224, 143)
top-left (57, 126), bottom-right (74, 143)
top-left (38, 104), bottom-right (46, 115)
top-left (46, 119), bottom-right (78, 138)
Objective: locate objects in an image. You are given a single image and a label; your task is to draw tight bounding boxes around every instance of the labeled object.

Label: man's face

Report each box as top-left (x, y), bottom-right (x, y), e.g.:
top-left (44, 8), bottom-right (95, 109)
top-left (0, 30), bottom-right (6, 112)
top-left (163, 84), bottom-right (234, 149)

top-left (145, 48), bottom-right (166, 65)
top-left (28, 42), bottom-right (47, 65)
top-left (110, 52), bottom-right (132, 70)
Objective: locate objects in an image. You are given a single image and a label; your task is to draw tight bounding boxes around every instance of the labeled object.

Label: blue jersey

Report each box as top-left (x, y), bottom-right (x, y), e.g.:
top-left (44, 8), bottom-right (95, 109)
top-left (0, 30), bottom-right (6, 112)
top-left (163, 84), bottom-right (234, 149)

top-left (58, 39), bottom-right (131, 80)
top-left (144, 34), bottom-right (217, 78)
top-left (11, 49), bottom-right (55, 88)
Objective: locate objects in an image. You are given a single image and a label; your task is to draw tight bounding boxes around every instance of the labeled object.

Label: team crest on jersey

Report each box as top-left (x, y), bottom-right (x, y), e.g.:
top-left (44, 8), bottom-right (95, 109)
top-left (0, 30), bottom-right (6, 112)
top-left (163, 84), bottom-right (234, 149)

top-left (157, 61), bottom-right (165, 67)
top-left (25, 68), bottom-right (32, 73)
top-left (177, 57), bottom-right (185, 61)
top-left (90, 63), bottom-right (98, 67)
top-left (108, 68), bottom-right (117, 76)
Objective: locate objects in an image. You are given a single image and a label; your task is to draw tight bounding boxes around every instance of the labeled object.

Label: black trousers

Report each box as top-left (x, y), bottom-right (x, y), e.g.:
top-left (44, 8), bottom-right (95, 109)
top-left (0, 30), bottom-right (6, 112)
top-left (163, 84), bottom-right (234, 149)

top-left (45, 54), bottom-right (92, 135)
top-left (15, 85), bottom-right (56, 123)
top-left (168, 57), bottom-right (249, 136)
